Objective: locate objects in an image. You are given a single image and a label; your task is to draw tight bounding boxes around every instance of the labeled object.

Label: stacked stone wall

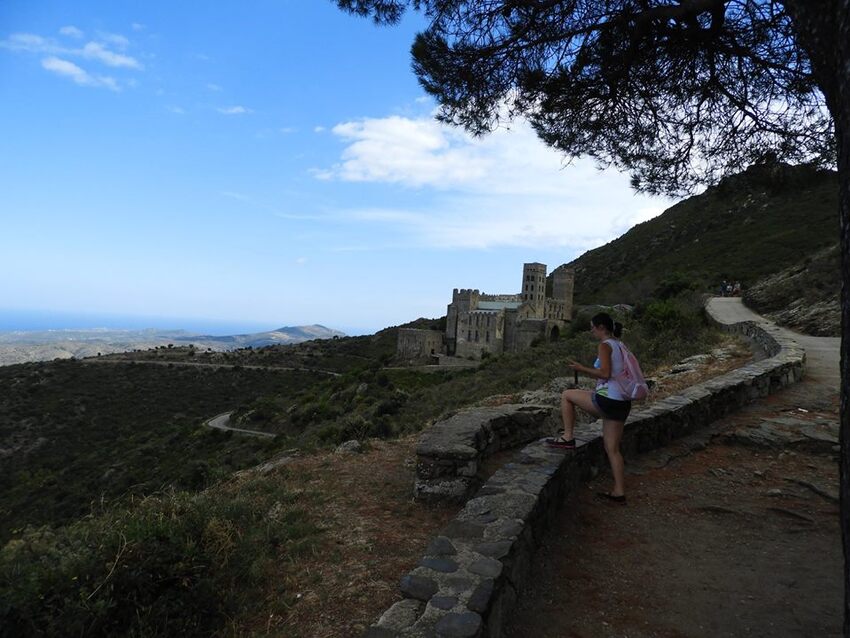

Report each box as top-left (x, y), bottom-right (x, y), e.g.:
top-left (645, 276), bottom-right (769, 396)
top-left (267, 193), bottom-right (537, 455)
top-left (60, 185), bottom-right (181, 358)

top-left (414, 405), bottom-right (556, 501)
top-left (364, 315), bottom-right (805, 637)
top-left (397, 329), bottom-right (444, 362)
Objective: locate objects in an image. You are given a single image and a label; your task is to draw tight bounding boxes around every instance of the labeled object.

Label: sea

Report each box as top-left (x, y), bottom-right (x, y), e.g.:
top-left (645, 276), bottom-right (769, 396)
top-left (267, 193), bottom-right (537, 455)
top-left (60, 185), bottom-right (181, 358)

top-left (0, 308), bottom-right (277, 337)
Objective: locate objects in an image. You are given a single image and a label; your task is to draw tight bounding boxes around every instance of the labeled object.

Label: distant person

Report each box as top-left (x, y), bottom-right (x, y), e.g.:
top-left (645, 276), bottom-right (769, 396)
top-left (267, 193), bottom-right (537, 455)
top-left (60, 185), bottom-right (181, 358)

top-left (719, 280), bottom-right (728, 297)
top-left (547, 312), bottom-right (631, 503)
top-left (733, 281), bottom-right (742, 296)
top-left (726, 282), bottom-right (733, 296)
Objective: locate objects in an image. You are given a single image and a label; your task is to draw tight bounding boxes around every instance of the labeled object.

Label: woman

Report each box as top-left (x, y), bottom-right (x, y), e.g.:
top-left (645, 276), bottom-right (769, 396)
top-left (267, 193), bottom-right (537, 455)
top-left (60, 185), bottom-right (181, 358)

top-left (547, 312), bottom-right (631, 503)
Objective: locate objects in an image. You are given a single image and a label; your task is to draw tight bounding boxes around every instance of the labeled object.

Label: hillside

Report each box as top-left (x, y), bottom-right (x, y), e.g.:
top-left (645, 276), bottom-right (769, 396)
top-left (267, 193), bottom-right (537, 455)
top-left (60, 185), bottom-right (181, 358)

top-left (743, 243), bottom-right (840, 336)
top-left (1, 297), bottom-right (735, 636)
top-left (563, 163), bottom-right (839, 304)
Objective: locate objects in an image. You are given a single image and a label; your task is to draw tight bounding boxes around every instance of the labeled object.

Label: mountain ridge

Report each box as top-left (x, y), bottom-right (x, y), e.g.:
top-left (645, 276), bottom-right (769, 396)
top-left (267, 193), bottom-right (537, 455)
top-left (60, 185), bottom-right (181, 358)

top-left (560, 162), bottom-right (839, 304)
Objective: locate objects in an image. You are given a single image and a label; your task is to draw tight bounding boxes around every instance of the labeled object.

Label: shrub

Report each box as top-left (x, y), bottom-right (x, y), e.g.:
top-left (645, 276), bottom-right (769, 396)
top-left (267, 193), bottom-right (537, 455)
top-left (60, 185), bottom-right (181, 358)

top-left (653, 272), bottom-right (699, 300)
top-left (0, 478), bottom-right (319, 637)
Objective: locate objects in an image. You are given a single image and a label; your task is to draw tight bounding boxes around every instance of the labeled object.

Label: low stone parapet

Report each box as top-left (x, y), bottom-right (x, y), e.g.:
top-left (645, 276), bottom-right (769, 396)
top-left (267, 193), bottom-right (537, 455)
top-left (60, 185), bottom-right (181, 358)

top-left (414, 404), bottom-right (557, 502)
top-left (364, 316), bottom-right (805, 637)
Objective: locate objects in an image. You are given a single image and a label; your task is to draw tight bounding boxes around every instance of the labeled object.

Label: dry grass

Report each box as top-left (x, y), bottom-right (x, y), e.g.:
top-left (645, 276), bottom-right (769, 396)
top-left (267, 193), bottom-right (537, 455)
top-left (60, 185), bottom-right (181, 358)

top-left (240, 437), bottom-right (458, 637)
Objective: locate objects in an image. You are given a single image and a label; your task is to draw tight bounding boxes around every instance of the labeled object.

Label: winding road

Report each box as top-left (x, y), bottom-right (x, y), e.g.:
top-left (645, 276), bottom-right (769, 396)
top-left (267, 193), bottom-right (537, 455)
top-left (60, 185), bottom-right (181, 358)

top-left (707, 296), bottom-right (840, 392)
top-left (204, 411), bottom-right (277, 438)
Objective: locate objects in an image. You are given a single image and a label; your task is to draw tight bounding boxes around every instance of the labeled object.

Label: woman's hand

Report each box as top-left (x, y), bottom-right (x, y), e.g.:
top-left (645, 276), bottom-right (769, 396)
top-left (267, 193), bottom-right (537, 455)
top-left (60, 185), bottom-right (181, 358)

top-left (568, 359), bottom-right (585, 374)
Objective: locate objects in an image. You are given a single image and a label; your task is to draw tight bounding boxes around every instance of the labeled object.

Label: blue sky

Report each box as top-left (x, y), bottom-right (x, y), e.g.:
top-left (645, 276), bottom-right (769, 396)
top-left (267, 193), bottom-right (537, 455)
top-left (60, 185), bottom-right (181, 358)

top-left (0, 1), bottom-right (672, 335)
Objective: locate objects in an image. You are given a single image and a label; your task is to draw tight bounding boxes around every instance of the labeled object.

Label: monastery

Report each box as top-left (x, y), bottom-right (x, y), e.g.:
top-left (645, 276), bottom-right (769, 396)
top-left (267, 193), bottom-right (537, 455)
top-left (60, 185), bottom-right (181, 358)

top-left (397, 263), bottom-right (574, 362)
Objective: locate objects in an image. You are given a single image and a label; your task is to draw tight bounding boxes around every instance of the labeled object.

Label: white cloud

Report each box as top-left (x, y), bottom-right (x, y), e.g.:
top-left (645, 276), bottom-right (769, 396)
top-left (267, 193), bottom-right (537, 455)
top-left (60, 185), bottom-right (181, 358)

top-left (221, 191), bottom-right (252, 203)
top-left (167, 105), bottom-right (186, 115)
top-left (217, 105), bottom-right (252, 115)
top-left (1, 33), bottom-right (53, 52)
top-left (96, 32), bottom-right (129, 49)
top-left (41, 56), bottom-right (119, 91)
top-left (328, 116), bottom-right (489, 188)
top-left (2, 32), bottom-right (140, 68)
top-left (279, 126), bottom-right (296, 134)
top-left (81, 42), bottom-right (141, 68)
top-left (206, 83), bottom-right (222, 91)
top-left (131, 23), bottom-right (146, 32)
top-left (314, 126), bottom-right (326, 133)
top-left (2, 31), bottom-right (143, 89)
top-left (295, 257), bottom-right (308, 266)
top-left (318, 113), bottom-right (671, 250)
top-left (59, 26), bottom-right (84, 39)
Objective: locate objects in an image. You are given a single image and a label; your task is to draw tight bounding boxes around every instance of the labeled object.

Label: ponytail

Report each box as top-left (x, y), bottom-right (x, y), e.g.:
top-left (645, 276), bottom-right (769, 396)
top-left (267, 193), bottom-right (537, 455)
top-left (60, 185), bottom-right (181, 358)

top-left (592, 312), bottom-right (624, 338)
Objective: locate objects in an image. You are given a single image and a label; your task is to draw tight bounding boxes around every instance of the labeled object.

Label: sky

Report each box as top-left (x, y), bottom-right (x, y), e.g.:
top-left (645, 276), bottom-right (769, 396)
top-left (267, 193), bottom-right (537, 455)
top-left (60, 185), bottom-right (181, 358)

top-left (0, 1), bottom-right (673, 335)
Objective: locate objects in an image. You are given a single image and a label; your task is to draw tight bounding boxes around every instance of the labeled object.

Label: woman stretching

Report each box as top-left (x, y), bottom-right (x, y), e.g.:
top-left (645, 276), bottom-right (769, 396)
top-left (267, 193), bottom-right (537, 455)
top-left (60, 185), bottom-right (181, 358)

top-left (547, 312), bottom-right (631, 503)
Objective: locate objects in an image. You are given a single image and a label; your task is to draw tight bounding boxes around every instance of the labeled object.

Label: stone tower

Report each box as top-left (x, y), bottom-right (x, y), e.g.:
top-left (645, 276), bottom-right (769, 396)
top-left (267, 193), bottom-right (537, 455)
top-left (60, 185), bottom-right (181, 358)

top-left (446, 288), bottom-right (480, 355)
top-left (552, 266), bottom-right (575, 304)
top-left (521, 263), bottom-right (547, 317)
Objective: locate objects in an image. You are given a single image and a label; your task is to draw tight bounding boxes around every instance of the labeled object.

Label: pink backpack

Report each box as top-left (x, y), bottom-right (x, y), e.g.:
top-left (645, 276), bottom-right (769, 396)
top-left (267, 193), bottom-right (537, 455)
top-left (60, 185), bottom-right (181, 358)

top-left (614, 341), bottom-right (649, 401)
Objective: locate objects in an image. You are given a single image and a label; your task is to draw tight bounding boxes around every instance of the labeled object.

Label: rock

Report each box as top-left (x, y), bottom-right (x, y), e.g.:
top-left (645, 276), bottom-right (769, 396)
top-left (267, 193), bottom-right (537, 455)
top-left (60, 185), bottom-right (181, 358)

top-left (519, 377), bottom-right (576, 405)
top-left (335, 440), bottom-right (362, 454)
top-left (434, 612), bottom-right (483, 638)
top-left (724, 418), bottom-right (838, 452)
top-left (430, 596), bottom-right (458, 611)
top-left (468, 557), bottom-right (503, 578)
top-left (400, 574), bottom-right (439, 601)
top-left (420, 556), bottom-right (459, 573)
top-left (377, 599), bottom-right (424, 631)
top-left (467, 579), bottom-right (494, 613)
top-left (356, 382), bottom-right (369, 395)
top-left (473, 541), bottom-right (513, 560)
top-left (255, 454), bottom-right (296, 474)
top-left (670, 363), bottom-right (699, 374)
top-left (426, 536), bottom-right (458, 556)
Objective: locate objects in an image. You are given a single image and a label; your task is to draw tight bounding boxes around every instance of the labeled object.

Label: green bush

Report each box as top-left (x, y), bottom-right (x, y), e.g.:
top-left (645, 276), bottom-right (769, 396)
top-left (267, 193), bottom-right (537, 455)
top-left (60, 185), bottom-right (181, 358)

top-left (0, 478), bottom-right (319, 637)
top-left (653, 272), bottom-right (699, 300)
top-left (639, 299), bottom-right (692, 334)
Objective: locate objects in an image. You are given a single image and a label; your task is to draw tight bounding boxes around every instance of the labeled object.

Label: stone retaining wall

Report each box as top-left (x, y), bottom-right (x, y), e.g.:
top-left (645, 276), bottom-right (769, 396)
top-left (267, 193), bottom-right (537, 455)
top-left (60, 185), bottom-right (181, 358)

top-left (414, 405), bottom-right (557, 502)
top-left (364, 317), bottom-right (805, 638)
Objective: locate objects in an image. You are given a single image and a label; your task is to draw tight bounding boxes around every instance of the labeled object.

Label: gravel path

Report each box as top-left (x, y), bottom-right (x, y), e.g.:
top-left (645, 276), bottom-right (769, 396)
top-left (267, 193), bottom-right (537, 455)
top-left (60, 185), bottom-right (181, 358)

top-left (506, 298), bottom-right (842, 637)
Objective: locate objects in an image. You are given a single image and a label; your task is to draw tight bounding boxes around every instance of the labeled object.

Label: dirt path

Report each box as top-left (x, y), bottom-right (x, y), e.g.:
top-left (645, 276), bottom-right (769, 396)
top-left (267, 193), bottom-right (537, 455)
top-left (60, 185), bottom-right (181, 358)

top-left (205, 411), bottom-right (276, 438)
top-left (505, 299), bottom-right (841, 637)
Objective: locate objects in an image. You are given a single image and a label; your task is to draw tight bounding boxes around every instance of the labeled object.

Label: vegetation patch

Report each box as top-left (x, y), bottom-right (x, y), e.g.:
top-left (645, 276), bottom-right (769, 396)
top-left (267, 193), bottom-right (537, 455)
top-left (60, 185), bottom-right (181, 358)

top-left (563, 163), bottom-right (838, 304)
top-left (0, 473), bottom-right (319, 637)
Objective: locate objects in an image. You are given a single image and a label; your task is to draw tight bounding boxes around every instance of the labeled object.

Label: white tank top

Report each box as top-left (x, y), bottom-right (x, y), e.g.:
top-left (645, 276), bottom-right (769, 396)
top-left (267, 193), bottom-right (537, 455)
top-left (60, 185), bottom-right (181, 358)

top-left (594, 338), bottom-right (626, 400)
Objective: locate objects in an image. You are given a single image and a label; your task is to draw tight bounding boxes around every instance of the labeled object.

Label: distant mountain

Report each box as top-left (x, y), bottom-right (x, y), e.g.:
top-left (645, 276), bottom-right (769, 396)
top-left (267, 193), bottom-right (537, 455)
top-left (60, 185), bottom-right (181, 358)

top-left (560, 162), bottom-right (838, 304)
top-left (0, 324), bottom-right (346, 366)
top-left (171, 324), bottom-right (346, 348)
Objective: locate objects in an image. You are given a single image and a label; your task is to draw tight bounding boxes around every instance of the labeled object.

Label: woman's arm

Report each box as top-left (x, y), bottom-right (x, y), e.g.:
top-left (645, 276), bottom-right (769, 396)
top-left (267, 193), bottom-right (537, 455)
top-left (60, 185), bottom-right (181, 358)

top-left (568, 342), bottom-right (613, 380)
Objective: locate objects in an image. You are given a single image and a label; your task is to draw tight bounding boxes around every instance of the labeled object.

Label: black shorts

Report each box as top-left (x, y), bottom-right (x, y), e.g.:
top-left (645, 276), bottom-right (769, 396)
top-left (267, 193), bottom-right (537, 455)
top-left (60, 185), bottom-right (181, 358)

top-left (592, 393), bottom-right (632, 422)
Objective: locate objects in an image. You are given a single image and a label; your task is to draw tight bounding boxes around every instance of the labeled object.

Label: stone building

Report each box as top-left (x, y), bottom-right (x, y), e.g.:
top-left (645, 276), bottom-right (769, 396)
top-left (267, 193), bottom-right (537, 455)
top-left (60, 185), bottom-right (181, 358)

top-left (397, 263), bottom-right (574, 362)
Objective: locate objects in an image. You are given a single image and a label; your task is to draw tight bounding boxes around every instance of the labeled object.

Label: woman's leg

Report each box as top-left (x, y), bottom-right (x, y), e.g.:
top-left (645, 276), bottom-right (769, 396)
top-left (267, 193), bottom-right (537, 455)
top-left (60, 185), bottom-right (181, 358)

top-left (560, 390), bottom-right (602, 440)
top-left (602, 419), bottom-right (626, 496)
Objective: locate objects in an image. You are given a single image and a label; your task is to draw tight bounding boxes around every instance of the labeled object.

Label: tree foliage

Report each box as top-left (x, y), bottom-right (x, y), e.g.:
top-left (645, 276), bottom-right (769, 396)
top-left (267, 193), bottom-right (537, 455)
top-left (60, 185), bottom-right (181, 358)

top-left (337, 0), bottom-right (834, 194)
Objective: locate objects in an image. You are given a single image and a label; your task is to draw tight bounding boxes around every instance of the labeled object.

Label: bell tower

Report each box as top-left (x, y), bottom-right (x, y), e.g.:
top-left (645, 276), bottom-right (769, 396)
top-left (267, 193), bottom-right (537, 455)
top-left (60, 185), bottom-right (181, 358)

top-left (521, 262), bottom-right (546, 317)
